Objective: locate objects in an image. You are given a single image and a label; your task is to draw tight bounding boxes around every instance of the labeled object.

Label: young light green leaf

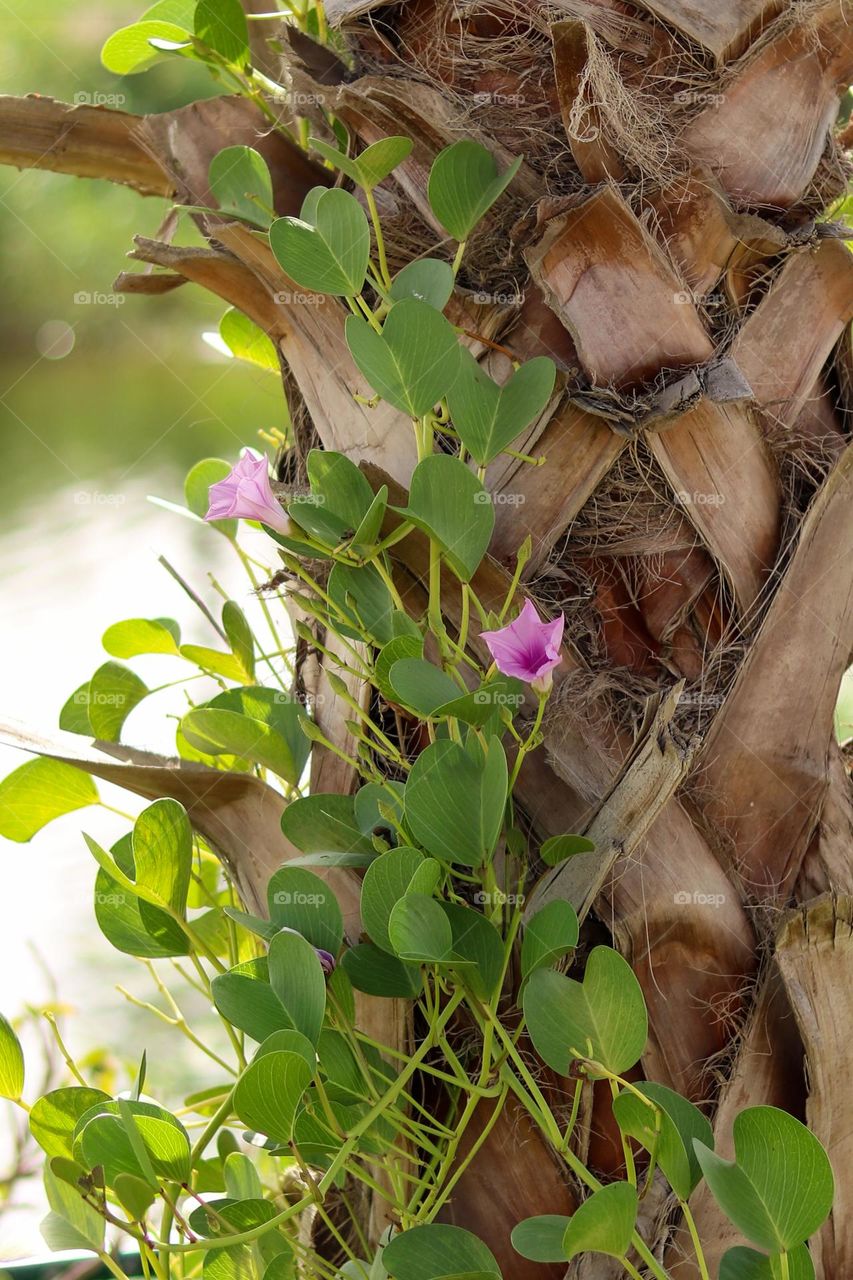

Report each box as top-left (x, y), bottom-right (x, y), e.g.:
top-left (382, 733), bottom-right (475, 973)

top-left (345, 298), bottom-right (461, 418)
top-left (562, 1183), bottom-right (637, 1261)
top-left (270, 188), bottom-right (369, 296)
top-left (523, 946), bottom-right (648, 1075)
top-left (0, 758), bottom-right (98, 842)
top-left (447, 348), bottom-right (556, 466)
top-left (693, 1106), bottom-right (835, 1253)
top-left (179, 644), bottom-right (249, 682)
top-left (0, 1012), bottom-right (24, 1100)
top-left (428, 140), bottom-right (522, 241)
top-left (30, 1088), bottom-right (111, 1159)
top-left (209, 146), bottom-right (273, 228)
top-left (102, 617), bottom-right (181, 658)
top-left (132, 798), bottom-right (192, 918)
top-left (42, 1160), bottom-right (104, 1252)
top-left (101, 21), bottom-right (192, 75)
top-left (194, 0), bottom-right (249, 63)
top-left (88, 661), bottom-right (149, 741)
top-left (218, 308), bottom-right (280, 373)
top-left (393, 454), bottom-right (494, 582)
top-left (185, 458), bottom-right (236, 535)
top-left (113, 1172), bottom-right (156, 1221)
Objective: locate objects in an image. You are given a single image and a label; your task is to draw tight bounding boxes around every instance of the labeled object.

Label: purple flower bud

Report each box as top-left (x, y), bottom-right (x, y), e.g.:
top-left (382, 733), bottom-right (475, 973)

top-left (316, 948), bottom-right (336, 975)
top-left (205, 452), bottom-right (291, 533)
top-left (481, 599), bottom-right (564, 688)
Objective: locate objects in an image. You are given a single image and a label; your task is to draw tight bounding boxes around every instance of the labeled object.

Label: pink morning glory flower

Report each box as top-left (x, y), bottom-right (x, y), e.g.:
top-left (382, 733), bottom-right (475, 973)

top-left (481, 599), bottom-right (564, 693)
top-left (205, 453), bottom-right (291, 533)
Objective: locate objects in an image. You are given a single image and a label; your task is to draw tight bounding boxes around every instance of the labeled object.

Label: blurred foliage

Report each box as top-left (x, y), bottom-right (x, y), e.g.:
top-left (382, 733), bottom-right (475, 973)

top-left (0, 0), bottom-right (281, 505)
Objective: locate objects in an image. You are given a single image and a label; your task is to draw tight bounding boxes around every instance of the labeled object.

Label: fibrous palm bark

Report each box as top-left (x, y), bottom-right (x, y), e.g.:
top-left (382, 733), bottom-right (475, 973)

top-left (3, 0), bottom-right (853, 1274)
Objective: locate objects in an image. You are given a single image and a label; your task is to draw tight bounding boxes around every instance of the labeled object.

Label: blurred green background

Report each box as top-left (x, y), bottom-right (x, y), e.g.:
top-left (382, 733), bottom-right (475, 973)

top-left (0, 2), bottom-right (289, 1254)
top-left (0, 0), bottom-right (285, 501)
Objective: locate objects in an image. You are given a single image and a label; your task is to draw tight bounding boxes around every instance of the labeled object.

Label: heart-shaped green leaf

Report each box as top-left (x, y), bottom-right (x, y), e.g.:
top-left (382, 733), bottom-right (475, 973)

top-left (562, 1183), bottom-right (637, 1261)
top-left (540, 834), bottom-right (596, 866)
top-left (388, 893), bottom-right (454, 962)
top-left (234, 1051), bottom-right (312, 1144)
top-left (404, 737), bottom-right (507, 867)
top-left (341, 943), bottom-right (423, 998)
top-left (511, 1216), bottom-right (572, 1263)
top-left (270, 188), bottom-right (369, 296)
top-left (694, 1106), bottom-right (834, 1253)
top-left (362, 846), bottom-right (427, 953)
top-left (209, 146), bottom-right (273, 228)
top-left (309, 135), bottom-right (413, 189)
top-left (212, 958), bottom-right (291, 1042)
top-left (393, 454), bottom-right (494, 582)
top-left (383, 1223), bottom-right (502, 1280)
top-left (440, 903), bottom-right (503, 999)
top-left (387, 658), bottom-right (461, 716)
top-left (612, 1082), bottom-right (712, 1200)
top-left (428, 140), bottom-right (522, 241)
top-left (521, 900), bottom-right (579, 980)
top-left (42, 1162), bottom-right (104, 1252)
top-left (268, 930), bottom-right (326, 1044)
top-left (390, 259), bottom-right (454, 310)
top-left (328, 562), bottom-right (396, 645)
top-left (30, 1088), bottom-right (111, 1159)
top-left (282, 794), bottom-right (377, 857)
top-left (447, 348), bottom-right (555, 465)
top-left (523, 946), bottom-right (647, 1075)
top-left (346, 298), bottom-right (461, 417)
top-left (267, 867), bottom-right (343, 954)
top-left (719, 1245), bottom-right (815, 1280)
